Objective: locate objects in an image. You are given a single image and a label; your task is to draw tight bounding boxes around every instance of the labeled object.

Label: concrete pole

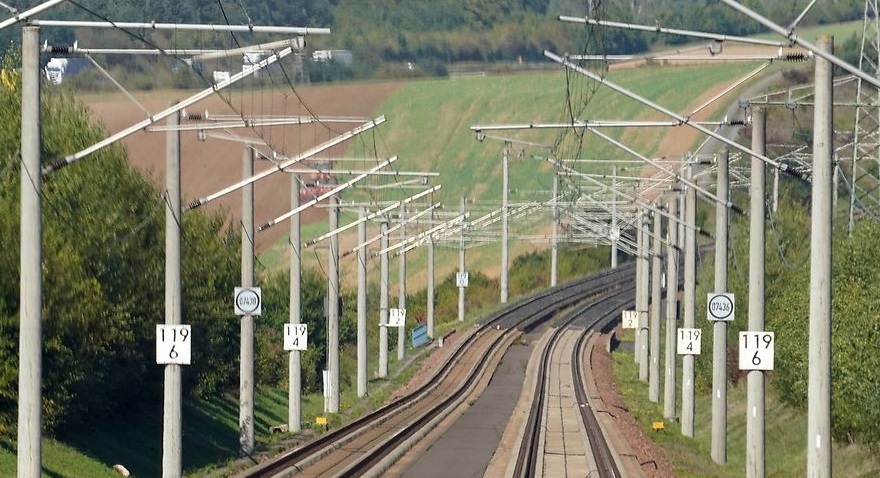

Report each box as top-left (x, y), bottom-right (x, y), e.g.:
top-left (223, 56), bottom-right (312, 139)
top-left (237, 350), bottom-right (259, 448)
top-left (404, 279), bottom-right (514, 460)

top-left (612, 166), bottom-right (619, 268)
top-left (239, 146), bottom-right (255, 456)
top-left (427, 234), bottom-right (435, 338)
top-left (18, 26), bottom-right (42, 478)
top-left (357, 208), bottom-right (368, 397)
top-left (712, 149), bottom-right (730, 465)
top-left (379, 221), bottom-right (389, 378)
top-left (327, 194), bottom-right (340, 413)
top-left (639, 211), bottom-right (650, 381)
top-left (649, 209), bottom-right (662, 402)
top-left (458, 197), bottom-right (467, 322)
top-left (808, 35), bottom-right (834, 478)
top-left (747, 106), bottom-right (767, 478)
top-left (682, 160), bottom-right (697, 438)
top-left (289, 175), bottom-right (302, 431)
top-left (501, 144), bottom-right (509, 303)
top-left (551, 174), bottom-right (559, 287)
top-left (398, 207), bottom-right (406, 361)
top-left (162, 108), bottom-right (183, 477)
top-left (635, 208), bottom-right (644, 366)
top-left (663, 195), bottom-right (679, 420)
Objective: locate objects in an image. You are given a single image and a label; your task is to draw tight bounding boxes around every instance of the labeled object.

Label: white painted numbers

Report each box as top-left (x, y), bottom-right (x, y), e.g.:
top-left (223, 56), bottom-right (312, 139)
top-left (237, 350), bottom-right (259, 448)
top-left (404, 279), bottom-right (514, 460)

top-left (156, 324), bottom-right (192, 365)
top-left (388, 308), bottom-right (406, 328)
top-left (621, 310), bottom-right (638, 329)
top-left (739, 331), bottom-right (775, 371)
top-left (677, 328), bottom-right (702, 355)
top-left (234, 287), bottom-right (262, 316)
top-left (707, 293), bottom-right (735, 321)
top-left (284, 324), bottom-right (308, 351)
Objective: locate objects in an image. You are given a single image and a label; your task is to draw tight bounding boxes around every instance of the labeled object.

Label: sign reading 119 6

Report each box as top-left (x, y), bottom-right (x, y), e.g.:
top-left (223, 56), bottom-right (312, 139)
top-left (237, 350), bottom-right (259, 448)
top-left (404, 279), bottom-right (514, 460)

top-left (156, 324), bottom-right (191, 365)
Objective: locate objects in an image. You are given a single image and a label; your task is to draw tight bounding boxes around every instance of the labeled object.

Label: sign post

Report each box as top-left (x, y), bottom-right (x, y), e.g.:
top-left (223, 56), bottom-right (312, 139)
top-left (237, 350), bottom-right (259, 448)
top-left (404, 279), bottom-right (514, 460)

top-left (707, 293), bottom-right (735, 322)
top-left (234, 287), bottom-right (262, 316)
top-left (739, 332), bottom-right (775, 371)
top-left (156, 325), bottom-right (192, 365)
top-left (284, 324), bottom-right (308, 351)
top-left (622, 310), bottom-right (638, 329)
top-left (388, 308), bottom-right (406, 328)
top-left (677, 328), bottom-right (702, 355)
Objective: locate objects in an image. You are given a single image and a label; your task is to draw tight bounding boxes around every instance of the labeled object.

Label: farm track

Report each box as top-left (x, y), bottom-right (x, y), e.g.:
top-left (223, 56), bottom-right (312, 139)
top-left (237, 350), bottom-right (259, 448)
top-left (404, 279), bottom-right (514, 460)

top-left (233, 262), bottom-right (635, 478)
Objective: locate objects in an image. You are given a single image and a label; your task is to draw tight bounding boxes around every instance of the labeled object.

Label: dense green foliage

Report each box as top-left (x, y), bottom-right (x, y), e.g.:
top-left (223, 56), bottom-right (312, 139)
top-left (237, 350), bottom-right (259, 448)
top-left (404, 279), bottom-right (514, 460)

top-left (695, 185), bottom-right (880, 448)
top-left (0, 51), bottom-right (240, 436)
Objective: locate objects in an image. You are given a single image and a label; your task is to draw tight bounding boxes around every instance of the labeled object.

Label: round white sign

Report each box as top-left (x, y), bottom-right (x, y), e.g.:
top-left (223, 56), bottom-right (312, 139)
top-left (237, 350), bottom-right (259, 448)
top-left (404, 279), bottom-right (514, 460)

top-left (235, 287), bottom-right (261, 315)
top-left (707, 293), bottom-right (734, 321)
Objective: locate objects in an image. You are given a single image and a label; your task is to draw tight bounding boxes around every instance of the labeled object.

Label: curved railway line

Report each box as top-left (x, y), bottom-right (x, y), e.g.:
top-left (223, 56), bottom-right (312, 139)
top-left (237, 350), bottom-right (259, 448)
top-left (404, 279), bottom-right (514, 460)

top-left (234, 263), bottom-right (636, 478)
top-left (512, 285), bottom-right (633, 477)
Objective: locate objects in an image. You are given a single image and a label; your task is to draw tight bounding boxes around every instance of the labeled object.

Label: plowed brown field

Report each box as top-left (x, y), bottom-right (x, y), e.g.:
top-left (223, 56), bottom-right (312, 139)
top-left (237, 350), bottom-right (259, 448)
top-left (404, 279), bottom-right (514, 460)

top-left (82, 81), bottom-right (402, 251)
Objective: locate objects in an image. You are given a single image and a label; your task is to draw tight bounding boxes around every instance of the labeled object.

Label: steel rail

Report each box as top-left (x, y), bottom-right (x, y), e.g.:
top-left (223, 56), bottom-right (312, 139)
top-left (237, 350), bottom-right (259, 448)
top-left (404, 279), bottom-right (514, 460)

top-left (235, 263), bottom-right (636, 477)
top-left (513, 286), bottom-right (634, 477)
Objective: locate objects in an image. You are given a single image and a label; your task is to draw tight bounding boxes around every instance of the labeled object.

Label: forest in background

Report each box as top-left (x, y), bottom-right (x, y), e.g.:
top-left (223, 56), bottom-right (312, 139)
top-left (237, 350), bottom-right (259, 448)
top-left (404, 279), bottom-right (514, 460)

top-left (0, 0), bottom-right (869, 82)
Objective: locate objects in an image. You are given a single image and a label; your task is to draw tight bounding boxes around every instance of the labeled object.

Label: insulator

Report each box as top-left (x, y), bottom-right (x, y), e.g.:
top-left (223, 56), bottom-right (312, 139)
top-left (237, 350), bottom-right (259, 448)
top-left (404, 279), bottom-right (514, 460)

top-left (49, 45), bottom-right (72, 54)
top-left (783, 53), bottom-right (808, 62)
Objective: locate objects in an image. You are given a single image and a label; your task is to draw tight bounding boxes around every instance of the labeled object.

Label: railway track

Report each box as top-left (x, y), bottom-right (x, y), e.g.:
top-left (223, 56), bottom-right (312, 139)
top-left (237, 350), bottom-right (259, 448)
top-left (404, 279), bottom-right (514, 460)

top-left (512, 285), bottom-right (633, 478)
top-left (234, 263), bottom-right (635, 478)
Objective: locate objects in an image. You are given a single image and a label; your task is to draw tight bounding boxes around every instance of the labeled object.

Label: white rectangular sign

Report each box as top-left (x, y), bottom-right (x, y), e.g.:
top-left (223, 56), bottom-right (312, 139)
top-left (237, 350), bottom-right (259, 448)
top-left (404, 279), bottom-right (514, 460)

top-left (621, 310), bottom-right (638, 329)
top-left (456, 271), bottom-right (469, 288)
top-left (677, 328), bottom-right (702, 355)
top-left (156, 324), bottom-right (192, 365)
top-left (284, 324), bottom-right (308, 351)
top-left (707, 293), bottom-right (735, 322)
top-left (388, 308), bottom-right (406, 328)
top-left (739, 331), bottom-right (775, 371)
top-left (234, 287), bottom-right (262, 316)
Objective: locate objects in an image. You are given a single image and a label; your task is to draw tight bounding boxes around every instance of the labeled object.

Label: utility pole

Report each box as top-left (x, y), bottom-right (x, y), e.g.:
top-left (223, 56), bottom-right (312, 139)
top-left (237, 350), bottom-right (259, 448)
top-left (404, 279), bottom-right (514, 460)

top-left (398, 206), bottom-right (406, 361)
top-left (501, 143), bottom-right (510, 303)
top-left (427, 228), bottom-right (435, 338)
top-left (379, 220), bottom-right (389, 377)
top-left (18, 26), bottom-right (42, 478)
top-left (289, 175), bottom-right (302, 431)
top-left (663, 194), bottom-right (679, 420)
top-left (808, 35), bottom-right (834, 478)
top-left (240, 146), bottom-right (255, 456)
top-left (635, 208), bottom-right (644, 367)
top-left (639, 210), bottom-right (650, 381)
top-left (612, 166), bottom-right (619, 268)
top-left (551, 173), bottom-right (559, 287)
top-left (162, 108), bottom-right (183, 478)
top-left (649, 208), bottom-right (662, 402)
top-left (357, 207), bottom-right (367, 397)
top-left (711, 149), bottom-right (730, 464)
top-left (327, 194), bottom-right (340, 413)
top-left (747, 106), bottom-right (767, 477)
top-left (458, 197), bottom-right (467, 322)
top-left (682, 160), bottom-right (697, 438)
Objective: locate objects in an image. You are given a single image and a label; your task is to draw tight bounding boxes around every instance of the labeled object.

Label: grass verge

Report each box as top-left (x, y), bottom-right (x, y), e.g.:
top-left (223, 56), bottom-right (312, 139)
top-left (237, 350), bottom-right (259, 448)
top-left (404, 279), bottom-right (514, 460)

top-left (611, 343), bottom-right (880, 477)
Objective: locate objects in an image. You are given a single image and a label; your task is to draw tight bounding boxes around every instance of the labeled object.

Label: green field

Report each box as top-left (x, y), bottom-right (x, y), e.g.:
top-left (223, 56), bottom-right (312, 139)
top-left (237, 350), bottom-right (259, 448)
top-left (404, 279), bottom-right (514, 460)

top-left (261, 61), bottom-right (765, 289)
